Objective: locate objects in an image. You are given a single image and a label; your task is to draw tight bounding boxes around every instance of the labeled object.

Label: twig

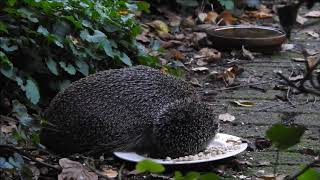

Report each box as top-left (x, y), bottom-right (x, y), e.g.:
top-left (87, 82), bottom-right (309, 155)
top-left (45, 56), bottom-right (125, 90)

top-left (274, 150), bottom-right (280, 177)
top-left (213, 80), bottom-right (276, 91)
top-left (0, 144), bottom-right (61, 171)
top-left (118, 163), bottom-right (125, 180)
top-left (286, 156), bottom-right (320, 180)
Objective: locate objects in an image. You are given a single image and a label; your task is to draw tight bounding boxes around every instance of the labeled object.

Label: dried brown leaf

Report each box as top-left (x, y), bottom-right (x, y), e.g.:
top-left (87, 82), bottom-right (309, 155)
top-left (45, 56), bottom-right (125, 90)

top-left (58, 158), bottom-right (98, 180)
top-left (195, 48), bottom-right (221, 62)
top-left (242, 46), bottom-right (255, 60)
top-left (305, 10), bottom-right (320, 18)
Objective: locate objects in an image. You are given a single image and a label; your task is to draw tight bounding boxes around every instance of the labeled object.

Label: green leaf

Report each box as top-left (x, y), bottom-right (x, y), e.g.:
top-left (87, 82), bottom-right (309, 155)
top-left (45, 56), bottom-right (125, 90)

top-left (0, 51), bottom-right (12, 67)
top-left (75, 59), bottom-right (89, 76)
top-left (7, 0), bottom-right (16, 6)
top-left (64, 16), bottom-right (82, 29)
top-left (80, 29), bottom-right (106, 43)
top-left (298, 167), bottom-right (320, 180)
top-left (174, 171), bottom-right (184, 180)
top-left (8, 153), bottom-right (24, 169)
top-left (24, 79), bottom-right (40, 104)
top-left (37, 25), bottom-right (49, 36)
top-left (59, 61), bottom-right (76, 75)
top-left (0, 157), bottom-right (14, 169)
top-left (0, 21), bottom-right (8, 33)
top-left (30, 132), bottom-right (40, 145)
top-left (17, 8), bottom-right (38, 23)
top-left (136, 160), bottom-right (165, 174)
top-left (266, 124), bottom-right (305, 150)
top-left (200, 173), bottom-right (219, 180)
top-left (136, 2), bottom-right (150, 13)
top-left (118, 52), bottom-right (132, 66)
top-left (101, 39), bottom-right (114, 58)
top-left (184, 172), bottom-right (201, 180)
top-left (218, 0), bottom-right (234, 10)
top-left (46, 58), bottom-right (59, 76)
top-left (12, 100), bottom-right (33, 126)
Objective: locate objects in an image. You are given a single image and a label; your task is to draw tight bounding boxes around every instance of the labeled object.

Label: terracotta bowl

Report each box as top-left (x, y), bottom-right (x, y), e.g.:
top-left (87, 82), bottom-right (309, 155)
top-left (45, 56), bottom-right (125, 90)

top-left (206, 25), bottom-right (287, 52)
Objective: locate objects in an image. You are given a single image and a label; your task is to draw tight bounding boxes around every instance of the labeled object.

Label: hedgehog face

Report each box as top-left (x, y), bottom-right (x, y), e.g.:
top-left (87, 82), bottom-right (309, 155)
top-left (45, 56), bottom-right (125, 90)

top-left (151, 98), bottom-right (220, 158)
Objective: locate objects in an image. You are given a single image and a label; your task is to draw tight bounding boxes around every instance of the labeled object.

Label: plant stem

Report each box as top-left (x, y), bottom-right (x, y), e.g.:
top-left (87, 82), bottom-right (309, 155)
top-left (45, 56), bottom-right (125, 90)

top-left (274, 150), bottom-right (280, 177)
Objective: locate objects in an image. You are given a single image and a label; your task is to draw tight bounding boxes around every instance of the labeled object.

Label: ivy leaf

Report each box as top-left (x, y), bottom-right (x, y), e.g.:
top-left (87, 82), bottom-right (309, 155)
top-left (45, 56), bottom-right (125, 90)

top-left (200, 173), bottom-right (219, 180)
top-left (135, 160), bottom-right (165, 174)
top-left (0, 21), bottom-right (8, 33)
top-left (80, 29), bottom-right (105, 43)
top-left (12, 100), bottom-right (33, 126)
top-left (0, 38), bottom-right (18, 52)
top-left (37, 25), bottom-right (49, 36)
top-left (266, 124), bottom-right (305, 150)
top-left (7, 0), bottom-right (16, 6)
top-left (218, 0), bottom-right (234, 10)
top-left (184, 172), bottom-right (201, 180)
top-left (59, 61), bottom-right (76, 75)
top-left (136, 1), bottom-right (150, 13)
top-left (8, 153), bottom-right (24, 169)
top-left (75, 59), bottom-right (89, 76)
top-left (0, 51), bottom-right (12, 67)
top-left (46, 57), bottom-right (59, 76)
top-left (0, 157), bottom-right (14, 169)
top-left (64, 16), bottom-right (82, 29)
top-left (118, 52), bottom-right (132, 66)
top-left (101, 39), bottom-right (114, 58)
top-left (298, 166), bottom-right (320, 180)
top-left (24, 79), bottom-right (40, 104)
top-left (17, 8), bottom-right (38, 23)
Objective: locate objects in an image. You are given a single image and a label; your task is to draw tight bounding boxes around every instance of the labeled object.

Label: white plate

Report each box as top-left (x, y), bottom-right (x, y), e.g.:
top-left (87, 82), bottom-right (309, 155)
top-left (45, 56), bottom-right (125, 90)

top-left (114, 133), bottom-right (247, 165)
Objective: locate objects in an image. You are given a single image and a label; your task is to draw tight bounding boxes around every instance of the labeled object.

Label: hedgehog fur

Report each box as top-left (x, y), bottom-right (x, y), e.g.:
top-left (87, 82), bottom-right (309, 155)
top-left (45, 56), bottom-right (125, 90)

top-left (40, 65), bottom-right (219, 158)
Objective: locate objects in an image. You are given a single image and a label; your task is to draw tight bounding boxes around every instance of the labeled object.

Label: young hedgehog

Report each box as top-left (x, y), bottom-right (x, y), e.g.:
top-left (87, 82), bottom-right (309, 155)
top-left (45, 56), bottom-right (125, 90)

top-left (40, 66), bottom-right (219, 158)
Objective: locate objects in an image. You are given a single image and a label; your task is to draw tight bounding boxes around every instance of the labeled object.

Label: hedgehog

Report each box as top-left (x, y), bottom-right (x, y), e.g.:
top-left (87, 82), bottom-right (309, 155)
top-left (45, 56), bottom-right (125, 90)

top-left (40, 65), bottom-right (219, 158)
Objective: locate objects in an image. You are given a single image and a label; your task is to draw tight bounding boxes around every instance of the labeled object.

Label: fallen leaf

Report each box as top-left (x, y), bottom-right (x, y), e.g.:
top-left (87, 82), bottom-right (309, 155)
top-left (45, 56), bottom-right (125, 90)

top-left (289, 74), bottom-right (304, 81)
top-left (305, 10), bottom-right (320, 18)
top-left (58, 158), bottom-right (98, 180)
top-left (157, 31), bottom-right (174, 40)
top-left (282, 44), bottom-right (295, 51)
top-left (217, 11), bottom-right (236, 25)
top-left (191, 32), bottom-right (207, 47)
top-left (0, 115), bottom-right (17, 133)
top-left (168, 49), bottom-right (185, 60)
top-left (307, 55), bottom-right (319, 69)
top-left (217, 65), bottom-right (244, 86)
top-left (305, 49), bottom-right (319, 56)
top-left (291, 57), bottom-right (306, 62)
top-left (191, 67), bottom-right (209, 72)
top-left (181, 16), bottom-right (196, 28)
top-left (219, 113), bottom-right (235, 122)
top-left (101, 167), bottom-right (118, 178)
top-left (296, 15), bottom-right (308, 25)
top-left (242, 46), bottom-right (255, 60)
top-left (305, 30), bottom-right (320, 38)
top-left (204, 11), bottom-right (218, 24)
top-left (245, 5), bottom-right (273, 19)
top-left (190, 78), bottom-right (202, 87)
top-left (233, 100), bottom-right (255, 107)
top-left (198, 12), bottom-right (207, 22)
top-left (165, 12), bottom-right (181, 27)
top-left (195, 48), bottom-right (221, 62)
top-left (148, 20), bottom-right (169, 33)
top-left (196, 59), bottom-right (208, 66)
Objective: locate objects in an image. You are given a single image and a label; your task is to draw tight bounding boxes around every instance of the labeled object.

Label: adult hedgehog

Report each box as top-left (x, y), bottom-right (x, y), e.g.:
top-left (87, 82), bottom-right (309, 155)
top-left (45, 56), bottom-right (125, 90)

top-left (40, 66), bottom-right (219, 158)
